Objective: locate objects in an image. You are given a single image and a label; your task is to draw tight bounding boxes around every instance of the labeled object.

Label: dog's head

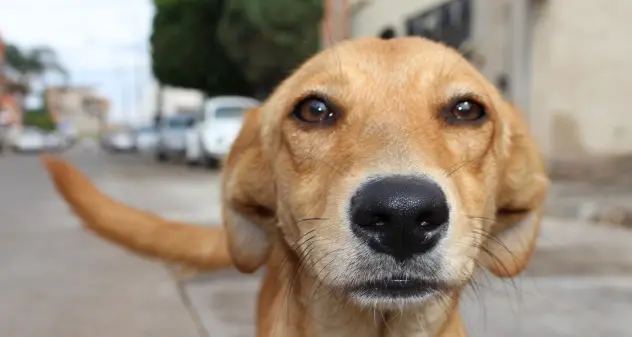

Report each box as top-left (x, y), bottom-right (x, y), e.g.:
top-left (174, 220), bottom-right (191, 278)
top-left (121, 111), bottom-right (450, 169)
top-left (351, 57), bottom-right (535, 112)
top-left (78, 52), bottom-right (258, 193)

top-left (221, 37), bottom-right (549, 309)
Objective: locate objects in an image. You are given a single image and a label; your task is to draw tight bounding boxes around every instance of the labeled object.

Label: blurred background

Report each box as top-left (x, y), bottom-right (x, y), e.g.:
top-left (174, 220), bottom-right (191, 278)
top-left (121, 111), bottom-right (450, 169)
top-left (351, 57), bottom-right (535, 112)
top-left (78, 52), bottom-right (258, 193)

top-left (1, 0), bottom-right (631, 336)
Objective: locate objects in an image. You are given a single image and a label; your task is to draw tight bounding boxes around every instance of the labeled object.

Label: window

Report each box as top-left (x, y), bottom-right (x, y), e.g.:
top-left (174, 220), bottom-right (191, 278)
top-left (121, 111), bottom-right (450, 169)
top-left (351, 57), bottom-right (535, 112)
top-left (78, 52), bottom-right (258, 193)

top-left (214, 106), bottom-right (245, 119)
top-left (405, 0), bottom-right (471, 52)
top-left (496, 74), bottom-right (509, 94)
top-left (167, 115), bottom-right (195, 128)
top-left (136, 126), bottom-right (155, 134)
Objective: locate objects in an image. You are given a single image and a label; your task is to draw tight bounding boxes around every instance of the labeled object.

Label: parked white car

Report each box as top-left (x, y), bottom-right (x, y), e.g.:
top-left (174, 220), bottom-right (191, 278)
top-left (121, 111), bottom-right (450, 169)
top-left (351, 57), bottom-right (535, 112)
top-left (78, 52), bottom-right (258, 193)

top-left (57, 121), bottom-right (78, 147)
top-left (42, 131), bottom-right (67, 151)
top-left (133, 126), bottom-right (158, 153)
top-left (0, 126), bottom-right (9, 153)
top-left (11, 127), bottom-right (46, 153)
top-left (102, 130), bottom-right (136, 153)
top-left (155, 114), bottom-right (196, 162)
top-left (185, 96), bottom-right (260, 168)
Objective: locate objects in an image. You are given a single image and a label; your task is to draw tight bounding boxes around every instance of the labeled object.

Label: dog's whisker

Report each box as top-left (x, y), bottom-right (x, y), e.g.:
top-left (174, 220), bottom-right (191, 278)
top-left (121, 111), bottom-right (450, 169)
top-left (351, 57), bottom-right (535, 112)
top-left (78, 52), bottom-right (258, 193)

top-left (296, 217), bottom-right (329, 224)
top-left (445, 153), bottom-right (486, 177)
top-left (466, 215), bottom-right (496, 222)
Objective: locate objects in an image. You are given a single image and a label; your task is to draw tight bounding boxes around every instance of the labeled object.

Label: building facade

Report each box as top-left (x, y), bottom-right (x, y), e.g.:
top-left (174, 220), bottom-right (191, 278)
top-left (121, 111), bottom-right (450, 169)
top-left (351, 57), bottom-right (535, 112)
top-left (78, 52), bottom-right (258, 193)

top-left (134, 79), bottom-right (205, 126)
top-left (323, 0), bottom-right (632, 170)
top-left (0, 31), bottom-right (23, 128)
top-left (46, 86), bottom-right (110, 137)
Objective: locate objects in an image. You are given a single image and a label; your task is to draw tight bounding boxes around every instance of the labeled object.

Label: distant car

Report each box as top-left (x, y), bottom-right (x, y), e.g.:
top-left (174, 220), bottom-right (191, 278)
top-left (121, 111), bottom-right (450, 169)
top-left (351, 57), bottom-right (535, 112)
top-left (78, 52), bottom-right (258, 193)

top-left (0, 126), bottom-right (7, 153)
top-left (155, 114), bottom-right (196, 162)
top-left (57, 122), bottom-right (78, 147)
top-left (133, 126), bottom-right (158, 153)
top-left (101, 130), bottom-right (136, 153)
top-left (79, 137), bottom-right (99, 152)
top-left (11, 127), bottom-right (46, 153)
top-left (185, 96), bottom-right (260, 168)
top-left (42, 131), bottom-right (67, 151)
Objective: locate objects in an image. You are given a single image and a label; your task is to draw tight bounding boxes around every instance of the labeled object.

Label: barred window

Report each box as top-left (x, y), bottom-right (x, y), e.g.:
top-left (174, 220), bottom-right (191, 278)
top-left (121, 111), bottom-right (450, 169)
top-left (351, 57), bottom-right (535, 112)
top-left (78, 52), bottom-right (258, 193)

top-left (405, 0), bottom-right (471, 51)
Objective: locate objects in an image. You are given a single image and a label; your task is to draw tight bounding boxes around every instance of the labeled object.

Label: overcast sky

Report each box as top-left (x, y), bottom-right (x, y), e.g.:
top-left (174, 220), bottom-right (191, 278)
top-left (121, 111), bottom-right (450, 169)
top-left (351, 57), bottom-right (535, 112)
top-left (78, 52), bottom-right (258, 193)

top-left (0, 0), bottom-right (154, 123)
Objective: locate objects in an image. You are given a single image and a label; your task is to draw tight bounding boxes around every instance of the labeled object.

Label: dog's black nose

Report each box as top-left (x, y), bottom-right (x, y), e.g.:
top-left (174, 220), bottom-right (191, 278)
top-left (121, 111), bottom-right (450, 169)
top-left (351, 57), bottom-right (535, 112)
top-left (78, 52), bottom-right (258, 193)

top-left (349, 175), bottom-right (449, 262)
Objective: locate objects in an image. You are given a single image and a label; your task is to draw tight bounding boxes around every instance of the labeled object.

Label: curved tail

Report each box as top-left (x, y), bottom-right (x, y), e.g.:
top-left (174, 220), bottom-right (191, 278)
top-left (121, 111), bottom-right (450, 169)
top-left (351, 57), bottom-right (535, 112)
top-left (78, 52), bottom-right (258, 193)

top-left (40, 155), bottom-right (233, 271)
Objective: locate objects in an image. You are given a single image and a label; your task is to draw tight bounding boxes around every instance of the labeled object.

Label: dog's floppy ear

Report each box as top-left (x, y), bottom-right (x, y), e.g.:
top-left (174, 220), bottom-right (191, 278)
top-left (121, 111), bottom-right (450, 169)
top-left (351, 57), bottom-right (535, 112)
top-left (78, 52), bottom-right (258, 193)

top-left (482, 103), bottom-right (550, 278)
top-left (221, 107), bottom-right (277, 273)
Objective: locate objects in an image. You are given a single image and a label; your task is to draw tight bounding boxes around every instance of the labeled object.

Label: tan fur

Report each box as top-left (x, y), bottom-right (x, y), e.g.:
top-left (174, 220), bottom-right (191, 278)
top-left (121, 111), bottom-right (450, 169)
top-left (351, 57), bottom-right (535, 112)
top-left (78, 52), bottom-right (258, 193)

top-left (40, 155), bottom-right (232, 271)
top-left (42, 37), bottom-right (549, 337)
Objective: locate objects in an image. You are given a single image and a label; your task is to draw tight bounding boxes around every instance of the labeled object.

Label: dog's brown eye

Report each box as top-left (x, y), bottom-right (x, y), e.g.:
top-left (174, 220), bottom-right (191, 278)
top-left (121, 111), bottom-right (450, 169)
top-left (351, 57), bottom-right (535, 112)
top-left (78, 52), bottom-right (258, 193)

top-left (448, 100), bottom-right (486, 123)
top-left (293, 98), bottom-right (337, 124)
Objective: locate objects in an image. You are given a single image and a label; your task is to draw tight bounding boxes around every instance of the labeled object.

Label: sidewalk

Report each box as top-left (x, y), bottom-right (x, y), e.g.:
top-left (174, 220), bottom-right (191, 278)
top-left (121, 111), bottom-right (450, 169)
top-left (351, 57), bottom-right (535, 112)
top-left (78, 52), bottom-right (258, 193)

top-left (462, 216), bottom-right (632, 336)
top-left (0, 152), bottom-right (218, 337)
top-left (545, 180), bottom-right (632, 226)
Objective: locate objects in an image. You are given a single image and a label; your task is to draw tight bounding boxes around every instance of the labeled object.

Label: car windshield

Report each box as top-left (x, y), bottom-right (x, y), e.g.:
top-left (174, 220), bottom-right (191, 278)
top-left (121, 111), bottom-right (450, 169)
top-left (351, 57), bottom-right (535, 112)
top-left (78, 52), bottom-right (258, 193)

top-left (23, 128), bottom-right (42, 136)
top-left (136, 126), bottom-right (155, 133)
top-left (166, 116), bottom-right (194, 128)
top-left (214, 107), bottom-right (245, 119)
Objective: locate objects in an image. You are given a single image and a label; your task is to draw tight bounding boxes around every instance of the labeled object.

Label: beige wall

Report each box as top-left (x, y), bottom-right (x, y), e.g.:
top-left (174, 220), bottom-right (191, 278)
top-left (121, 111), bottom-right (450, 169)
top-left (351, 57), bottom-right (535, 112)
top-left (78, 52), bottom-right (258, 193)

top-left (47, 87), bottom-right (108, 136)
top-left (530, 0), bottom-right (632, 159)
top-left (135, 80), bottom-right (204, 125)
top-left (347, 0), bottom-right (632, 160)
top-left (349, 0), bottom-right (512, 97)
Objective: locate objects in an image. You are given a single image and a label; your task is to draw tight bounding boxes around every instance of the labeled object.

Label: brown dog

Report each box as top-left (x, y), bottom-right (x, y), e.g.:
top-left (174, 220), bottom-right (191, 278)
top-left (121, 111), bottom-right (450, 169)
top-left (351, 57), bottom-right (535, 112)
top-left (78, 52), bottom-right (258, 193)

top-left (42, 37), bottom-right (549, 337)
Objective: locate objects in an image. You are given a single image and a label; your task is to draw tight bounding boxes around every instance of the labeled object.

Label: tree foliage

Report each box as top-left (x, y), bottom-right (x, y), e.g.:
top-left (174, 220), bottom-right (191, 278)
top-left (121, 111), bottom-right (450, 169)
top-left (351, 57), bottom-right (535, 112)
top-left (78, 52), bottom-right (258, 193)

top-left (218, 0), bottom-right (323, 95)
top-left (150, 0), bottom-right (253, 97)
top-left (150, 0), bottom-right (323, 98)
top-left (4, 44), bottom-right (68, 95)
top-left (23, 108), bottom-right (56, 131)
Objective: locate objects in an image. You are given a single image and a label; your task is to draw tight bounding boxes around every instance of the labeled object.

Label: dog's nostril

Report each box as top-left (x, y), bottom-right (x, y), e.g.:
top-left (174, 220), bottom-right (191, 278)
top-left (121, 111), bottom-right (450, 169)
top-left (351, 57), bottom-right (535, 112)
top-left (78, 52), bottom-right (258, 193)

top-left (416, 212), bottom-right (446, 231)
top-left (349, 175), bottom-right (450, 261)
top-left (354, 213), bottom-right (389, 228)
top-left (369, 215), bottom-right (388, 227)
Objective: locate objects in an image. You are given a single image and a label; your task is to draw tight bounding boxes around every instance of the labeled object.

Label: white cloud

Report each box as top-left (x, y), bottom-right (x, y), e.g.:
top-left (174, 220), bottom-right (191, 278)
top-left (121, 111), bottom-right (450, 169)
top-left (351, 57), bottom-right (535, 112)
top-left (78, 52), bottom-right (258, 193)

top-left (0, 0), bottom-right (155, 123)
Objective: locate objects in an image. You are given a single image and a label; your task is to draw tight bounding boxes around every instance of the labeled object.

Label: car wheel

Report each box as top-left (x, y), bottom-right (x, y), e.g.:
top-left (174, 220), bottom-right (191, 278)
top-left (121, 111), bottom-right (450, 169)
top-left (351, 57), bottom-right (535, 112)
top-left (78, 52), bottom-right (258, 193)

top-left (155, 151), bottom-right (168, 162)
top-left (203, 155), bottom-right (220, 169)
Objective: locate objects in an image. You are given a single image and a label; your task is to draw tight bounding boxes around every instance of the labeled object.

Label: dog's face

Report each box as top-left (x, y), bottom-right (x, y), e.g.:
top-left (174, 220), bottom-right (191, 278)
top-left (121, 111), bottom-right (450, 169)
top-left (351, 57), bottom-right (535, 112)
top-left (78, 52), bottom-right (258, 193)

top-left (222, 37), bottom-right (549, 309)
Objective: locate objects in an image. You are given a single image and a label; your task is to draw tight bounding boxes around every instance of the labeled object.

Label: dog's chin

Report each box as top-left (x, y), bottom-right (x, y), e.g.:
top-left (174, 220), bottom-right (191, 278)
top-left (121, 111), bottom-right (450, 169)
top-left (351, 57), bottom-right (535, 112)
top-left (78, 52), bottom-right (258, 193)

top-left (345, 277), bottom-right (449, 309)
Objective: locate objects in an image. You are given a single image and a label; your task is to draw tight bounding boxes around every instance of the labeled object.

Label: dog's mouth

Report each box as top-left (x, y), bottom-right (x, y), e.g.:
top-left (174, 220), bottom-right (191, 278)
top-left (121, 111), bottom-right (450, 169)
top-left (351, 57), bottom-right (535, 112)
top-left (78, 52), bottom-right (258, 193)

top-left (348, 277), bottom-right (445, 300)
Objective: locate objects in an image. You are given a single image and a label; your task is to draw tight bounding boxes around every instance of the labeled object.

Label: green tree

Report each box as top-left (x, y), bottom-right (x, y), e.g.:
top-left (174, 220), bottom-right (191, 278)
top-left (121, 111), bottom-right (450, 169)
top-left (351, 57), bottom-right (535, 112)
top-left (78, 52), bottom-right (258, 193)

top-left (4, 43), bottom-right (69, 120)
top-left (4, 44), bottom-right (68, 95)
top-left (217, 0), bottom-right (323, 96)
top-left (149, 0), bottom-right (323, 101)
top-left (22, 108), bottom-right (56, 131)
top-left (150, 0), bottom-right (252, 100)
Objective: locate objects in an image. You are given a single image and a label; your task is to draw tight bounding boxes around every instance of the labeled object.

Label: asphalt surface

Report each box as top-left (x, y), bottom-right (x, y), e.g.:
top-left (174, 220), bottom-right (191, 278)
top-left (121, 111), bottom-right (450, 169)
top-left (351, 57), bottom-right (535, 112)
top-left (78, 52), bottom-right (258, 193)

top-left (1, 145), bottom-right (631, 337)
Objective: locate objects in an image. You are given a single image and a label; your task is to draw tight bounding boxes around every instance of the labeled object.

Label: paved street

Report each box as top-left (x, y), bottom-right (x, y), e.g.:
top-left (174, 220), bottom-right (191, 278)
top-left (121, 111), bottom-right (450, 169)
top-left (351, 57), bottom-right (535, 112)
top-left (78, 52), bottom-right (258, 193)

top-left (1, 146), bottom-right (631, 337)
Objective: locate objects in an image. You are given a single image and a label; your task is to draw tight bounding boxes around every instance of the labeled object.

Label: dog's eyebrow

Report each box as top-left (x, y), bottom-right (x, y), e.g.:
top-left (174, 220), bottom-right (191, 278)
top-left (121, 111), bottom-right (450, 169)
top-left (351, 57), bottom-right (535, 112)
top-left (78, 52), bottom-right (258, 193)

top-left (294, 89), bottom-right (330, 102)
top-left (444, 84), bottom-right (484, 101)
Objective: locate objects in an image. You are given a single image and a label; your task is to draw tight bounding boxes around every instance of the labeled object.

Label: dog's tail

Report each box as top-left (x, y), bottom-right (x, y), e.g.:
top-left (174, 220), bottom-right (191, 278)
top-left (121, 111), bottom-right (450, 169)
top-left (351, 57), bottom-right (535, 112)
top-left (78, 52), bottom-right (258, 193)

top-left (40, 155), bottom-right (233, 271)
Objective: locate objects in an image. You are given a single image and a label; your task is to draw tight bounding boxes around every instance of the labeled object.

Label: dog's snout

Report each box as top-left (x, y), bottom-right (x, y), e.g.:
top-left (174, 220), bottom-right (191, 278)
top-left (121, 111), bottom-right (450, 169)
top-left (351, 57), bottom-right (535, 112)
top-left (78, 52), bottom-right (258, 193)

top-left (349, 175), bottom-right (449, 262)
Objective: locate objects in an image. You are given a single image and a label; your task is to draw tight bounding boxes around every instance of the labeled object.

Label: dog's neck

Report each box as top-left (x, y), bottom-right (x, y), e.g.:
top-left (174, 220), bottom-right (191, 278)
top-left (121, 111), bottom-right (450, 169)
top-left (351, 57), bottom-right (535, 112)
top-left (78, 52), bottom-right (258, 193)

top-left (257, 243), bottom-right (466, 337)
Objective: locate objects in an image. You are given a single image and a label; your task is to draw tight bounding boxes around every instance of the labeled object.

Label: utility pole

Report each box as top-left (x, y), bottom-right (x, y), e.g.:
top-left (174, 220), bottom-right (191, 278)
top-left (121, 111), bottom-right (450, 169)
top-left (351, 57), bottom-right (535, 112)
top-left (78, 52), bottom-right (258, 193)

top-left (154, 81), bottom-right (164, 127)
top-left (132, 49), bottom-right (143, 124)
top-left (509, 0), bottom-right (532, 119)
top-left (120, 67), bottom-right (129, 127)
top-left (131, 55), bottom-right (137, 123)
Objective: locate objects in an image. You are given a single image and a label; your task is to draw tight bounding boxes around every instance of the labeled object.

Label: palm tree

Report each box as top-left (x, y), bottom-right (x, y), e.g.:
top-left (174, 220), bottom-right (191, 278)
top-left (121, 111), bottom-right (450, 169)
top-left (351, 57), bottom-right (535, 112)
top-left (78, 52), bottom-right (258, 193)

top-left (5, 44), bottom-right (70, 122)
top-left (29, 46), bottom-right (70, 88)
top-left (4, 43), bottom-right (69, 109)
